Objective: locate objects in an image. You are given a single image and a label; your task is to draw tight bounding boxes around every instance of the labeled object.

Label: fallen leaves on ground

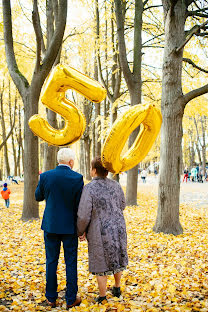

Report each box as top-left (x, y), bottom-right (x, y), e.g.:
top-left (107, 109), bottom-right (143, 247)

top-left (0, 185), bottom-right (208, 311)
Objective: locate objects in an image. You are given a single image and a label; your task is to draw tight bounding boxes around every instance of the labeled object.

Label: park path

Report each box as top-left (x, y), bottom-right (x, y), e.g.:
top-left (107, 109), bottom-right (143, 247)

top-left (3, 177), bottom-right (208, 208)
top-left (120, 174), bottom-right (208, 208)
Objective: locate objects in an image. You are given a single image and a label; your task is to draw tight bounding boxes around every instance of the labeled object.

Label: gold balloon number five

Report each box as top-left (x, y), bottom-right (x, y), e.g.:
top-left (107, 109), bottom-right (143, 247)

top-left (29, 64), bottom-right (162, 174)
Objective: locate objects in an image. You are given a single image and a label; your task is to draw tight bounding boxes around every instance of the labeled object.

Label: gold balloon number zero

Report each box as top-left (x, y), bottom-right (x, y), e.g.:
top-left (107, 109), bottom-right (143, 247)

top-left (101, 104), bottom-right (162, 174)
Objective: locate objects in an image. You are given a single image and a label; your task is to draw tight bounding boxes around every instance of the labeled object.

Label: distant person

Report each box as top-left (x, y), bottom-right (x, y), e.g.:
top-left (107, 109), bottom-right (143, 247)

top-left (183, 168), bottom-right (189, 182)
top-left (77, 157), bottom-right (128, 304)
top-left (198, 169), bottom-right (203, 183)
top-left (12, 177), bottom-right (18, 184)
top-left (141, 169), bottom-right (147, 183)
top-left (35, 148), bottom-right (84, 309)
top-left (1, 183), bottom-right (11, 208)
top-left (205, 169), bottom-right (208, 181)
top-left (191, 167), bottom-right (197, 182)
top-left (154, 168), bottom-right (158, 176)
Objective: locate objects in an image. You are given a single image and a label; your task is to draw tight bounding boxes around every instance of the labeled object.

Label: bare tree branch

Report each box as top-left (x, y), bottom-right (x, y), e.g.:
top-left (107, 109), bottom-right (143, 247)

top-left (143, 5), bottom-right (162, 11)
top-left (0, 38), bottom-right (36, 54)
top-left (143, 0), bottom-right (149, 7)
top-left (195, 31), bottom-right (208, 36)
top-left (2, 0), bottom-right (29, 97)
top-left (187, 7), bottom-right (208, 16)
top-left (176, 20), bottom-right (208, 53)
top-left (63, 29), bottom-right (86, 43)
top-left (184, 83), bottom-right (208, 106)
top-left (114, 0), bottom-right (134, 90)
top-left (193, 117), bottom-right (202, 148)
top-left (97, 54), bottom-right (114, 103)
top-left (41, 0), bottom-right (67, 76)
top-left (183, 57), bottom-right (208, 73)
top-left (32, 0), bottom-right (42, 72)
top-left (0, 82), bottom-right (16, 151)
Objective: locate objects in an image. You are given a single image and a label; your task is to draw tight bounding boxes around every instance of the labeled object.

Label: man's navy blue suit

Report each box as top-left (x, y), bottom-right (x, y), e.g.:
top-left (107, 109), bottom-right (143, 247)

top-left (35, 165), bottom-right (84, 305)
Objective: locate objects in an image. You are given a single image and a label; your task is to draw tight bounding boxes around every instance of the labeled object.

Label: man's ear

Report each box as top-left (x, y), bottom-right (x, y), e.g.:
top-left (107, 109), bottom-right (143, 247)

top-left (69, 159), bottom-right (74, 168)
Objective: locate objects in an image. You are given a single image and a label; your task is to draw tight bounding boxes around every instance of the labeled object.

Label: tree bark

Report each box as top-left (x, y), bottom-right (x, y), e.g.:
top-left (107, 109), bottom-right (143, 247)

top-left (9, 83), bottom-right (18, 176)
top-left (195, 141), bottom-right (202, 165)
top-left (43, 109), bottom-right (58, 172)
top-left (2, 0), bottom-right (67, 220)
top-left (22, 90), bottom-right (39, 219)
top-left (114, 0), bottom-right (143, 205)
top-left (43, 0), bottom-right (59, 172)
top-left (16, 103), bottom-right (22, 176)
top-left (83, 100), bottom-right (92, 180)
top-left (94, 0), bottom-right (101, 156)
top-left (0, 82), bottom-right (11, 177)
top-left (79, 139), bottom-right (85, 176)
top-left (201, 116), bottom-right (206, 175)
top-left (92, 122), bottom-right (96, 159)
top-left (153, 1), bottom-right (187, 234)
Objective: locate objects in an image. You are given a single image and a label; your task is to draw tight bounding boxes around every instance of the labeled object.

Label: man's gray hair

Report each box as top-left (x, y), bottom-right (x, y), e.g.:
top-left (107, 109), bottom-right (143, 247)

top-left (57, 148), bottom-right (75, 163)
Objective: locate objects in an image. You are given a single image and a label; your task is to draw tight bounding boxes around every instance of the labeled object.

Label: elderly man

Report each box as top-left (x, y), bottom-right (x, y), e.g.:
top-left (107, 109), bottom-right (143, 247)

top-left (35, 148), bottom-right (84, 309)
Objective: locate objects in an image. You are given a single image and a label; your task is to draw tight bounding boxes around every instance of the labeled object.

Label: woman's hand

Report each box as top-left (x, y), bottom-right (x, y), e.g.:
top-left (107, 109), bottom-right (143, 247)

top-left (79, 232), bottom-right (86, 241)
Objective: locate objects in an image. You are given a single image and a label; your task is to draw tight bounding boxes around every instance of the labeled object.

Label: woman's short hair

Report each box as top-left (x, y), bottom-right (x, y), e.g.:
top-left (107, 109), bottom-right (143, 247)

top-left (57, 148), bottom-right (75, 163)
top-left (91, 156), bottom-right (108, 178)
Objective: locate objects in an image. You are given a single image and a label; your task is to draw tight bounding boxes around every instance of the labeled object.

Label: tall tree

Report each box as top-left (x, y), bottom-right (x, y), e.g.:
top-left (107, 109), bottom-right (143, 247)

top-left (153, 0), bottom-right (208, 235)
top-left (43, 0), bottom-right (61, 172)
top-left (0, 81), bottom-right (10, 177)
top-left (8, 81), bottom-right (18, 176)
top-left (2, 0), bottom-right (67, 220)
top-left (0, 81), bottom-right (16, 153)
top-left (114, 0), bottom-right (143, 205)
top-left (97, 1), bottom-right (122, 181)
top-left (94, 0), bottom-right (102, 156)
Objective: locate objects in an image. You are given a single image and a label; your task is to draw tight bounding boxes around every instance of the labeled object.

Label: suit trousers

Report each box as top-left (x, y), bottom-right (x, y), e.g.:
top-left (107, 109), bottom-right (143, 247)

top-left (44, 232), bottom-right (78, 305)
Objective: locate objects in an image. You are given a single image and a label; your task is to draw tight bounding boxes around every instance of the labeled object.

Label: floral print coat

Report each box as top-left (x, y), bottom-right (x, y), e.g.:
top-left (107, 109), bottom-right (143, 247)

top-left (77, 177), bottom-right (128, 273)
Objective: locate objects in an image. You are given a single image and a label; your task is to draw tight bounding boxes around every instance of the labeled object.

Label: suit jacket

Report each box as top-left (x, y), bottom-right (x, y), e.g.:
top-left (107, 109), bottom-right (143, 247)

top-left (35, 165), bottom-right (84, 234)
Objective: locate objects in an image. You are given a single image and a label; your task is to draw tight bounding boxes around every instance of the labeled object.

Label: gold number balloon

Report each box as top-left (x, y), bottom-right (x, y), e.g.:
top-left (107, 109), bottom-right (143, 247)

top-left (101, 104), bottom-right (162, 174)
top-left (29, 64), bottom-right (162, 173)
top-left (28, 64), bottom-right (107, 146)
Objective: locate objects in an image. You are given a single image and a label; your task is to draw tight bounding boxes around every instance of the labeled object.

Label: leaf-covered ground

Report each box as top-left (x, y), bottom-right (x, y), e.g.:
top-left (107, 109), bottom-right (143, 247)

top-left (1, 184), bottom-right (208, 311)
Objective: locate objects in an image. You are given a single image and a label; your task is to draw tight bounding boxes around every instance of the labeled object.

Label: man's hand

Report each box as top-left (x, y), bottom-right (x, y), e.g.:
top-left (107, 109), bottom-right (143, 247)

top-left (79, 232), bottom-right (86, 241)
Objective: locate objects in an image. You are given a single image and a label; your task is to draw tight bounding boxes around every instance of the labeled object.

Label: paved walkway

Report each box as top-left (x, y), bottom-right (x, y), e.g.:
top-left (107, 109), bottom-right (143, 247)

top-left (120, 174), bottom-right (208, 207)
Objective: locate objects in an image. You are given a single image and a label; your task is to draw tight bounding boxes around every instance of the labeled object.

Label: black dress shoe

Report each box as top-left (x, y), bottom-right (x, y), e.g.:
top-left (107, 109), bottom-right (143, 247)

top-left (66, 296), bottom-right (81, 309)
top-left (112, 286), bottom-right (121, 297)
top-left (95, 296), bottom-right (107, 304)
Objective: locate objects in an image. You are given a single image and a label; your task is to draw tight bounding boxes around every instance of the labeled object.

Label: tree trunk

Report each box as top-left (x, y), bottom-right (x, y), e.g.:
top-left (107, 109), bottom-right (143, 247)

top-left (201, 116), bottom-right (206, 175)
top-left (83, 100), bottom-right (92, 180)
top-left (43, 109), bottom-right (58, 172)
top-left (94, 67), bottom-right (101, 156)
top-left (84, 136), bottom-right (91, 180)
top-left (92, 122), bottom-right (96, 159)
top-left (189, 140), bottom-right (195, 168)
top-left (43, 0), bottom-right (60, 171)
top-left (0, 85), bottom-right (10, 177)
top-left (94, 0), bottom-right (101, 156)
top-left (154, 113), bottom-right (183, 234)
top-left (153, 1), bottom-right (186, 235)
top-left (9, 84), bottom-right (17, 176)
top-left (22, 90), bottom-right (39, 220)
top-left (109, 107), bottom-right (119, 182)
top-left (195, 141), bottom-right (202, 165)
top-left (79, 139), bottom-right (85, 176)
top-left (114, 0), bottom-right (143, 205)
top-left (2, 0), bottom-right (67, 220)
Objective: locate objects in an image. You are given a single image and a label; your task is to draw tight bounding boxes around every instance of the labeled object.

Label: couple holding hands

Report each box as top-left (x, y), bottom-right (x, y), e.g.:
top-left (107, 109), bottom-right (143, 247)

top-left (35, 148), bottom-right (128, 309)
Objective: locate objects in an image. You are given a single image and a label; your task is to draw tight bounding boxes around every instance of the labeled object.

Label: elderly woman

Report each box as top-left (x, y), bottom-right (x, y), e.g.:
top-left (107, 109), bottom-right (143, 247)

top-left (77, 156), bottom-right (128, 303)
